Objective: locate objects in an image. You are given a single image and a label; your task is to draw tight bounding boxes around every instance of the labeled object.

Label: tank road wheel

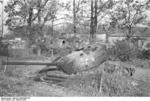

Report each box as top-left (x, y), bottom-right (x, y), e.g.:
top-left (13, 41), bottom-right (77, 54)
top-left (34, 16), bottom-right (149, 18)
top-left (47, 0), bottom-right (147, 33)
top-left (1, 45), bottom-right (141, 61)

top-left (39, 70), bottom-right (69, 84)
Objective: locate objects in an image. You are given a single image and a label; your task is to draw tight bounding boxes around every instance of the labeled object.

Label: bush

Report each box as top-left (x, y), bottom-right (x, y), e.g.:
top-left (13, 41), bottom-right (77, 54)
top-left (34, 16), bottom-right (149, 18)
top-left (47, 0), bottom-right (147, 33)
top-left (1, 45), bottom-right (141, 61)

top-left (137, 49), bottom-right (150, 59)
top-left (107, 40), bottom-right (140, 61)
top-left (9, 48), bottom-right (29, 58)
top-left (58, 69), bottom-right (142, 96)
top-left (102, 73), bottom-right (143, 96)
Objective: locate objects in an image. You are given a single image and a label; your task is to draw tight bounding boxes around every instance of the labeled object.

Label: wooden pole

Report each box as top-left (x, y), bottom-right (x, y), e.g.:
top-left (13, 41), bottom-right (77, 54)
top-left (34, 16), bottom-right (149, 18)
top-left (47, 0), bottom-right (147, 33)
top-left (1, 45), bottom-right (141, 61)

top-left (3, 56), bottom-right (8, 73)
top-left (99, 72), bottom-right (103, 95)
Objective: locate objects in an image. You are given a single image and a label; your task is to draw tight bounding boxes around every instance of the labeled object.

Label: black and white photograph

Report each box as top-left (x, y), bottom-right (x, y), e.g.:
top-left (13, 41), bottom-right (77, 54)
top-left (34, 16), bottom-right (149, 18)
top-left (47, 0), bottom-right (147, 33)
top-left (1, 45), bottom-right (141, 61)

top-left (0, 0), bottom-right (150, 98)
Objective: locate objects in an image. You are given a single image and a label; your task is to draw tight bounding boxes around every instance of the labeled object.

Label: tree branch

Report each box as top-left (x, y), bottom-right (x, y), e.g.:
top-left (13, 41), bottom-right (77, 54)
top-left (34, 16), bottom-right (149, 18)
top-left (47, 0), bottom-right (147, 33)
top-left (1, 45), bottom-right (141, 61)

top-left (31, 0), bottom-right (49, 22)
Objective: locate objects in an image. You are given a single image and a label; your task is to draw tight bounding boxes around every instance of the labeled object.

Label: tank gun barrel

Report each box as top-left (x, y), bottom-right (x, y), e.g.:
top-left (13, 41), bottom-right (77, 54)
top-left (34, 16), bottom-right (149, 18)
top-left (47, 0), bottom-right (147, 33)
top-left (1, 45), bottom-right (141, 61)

top-left (2, 60), bottom-right (57, 66)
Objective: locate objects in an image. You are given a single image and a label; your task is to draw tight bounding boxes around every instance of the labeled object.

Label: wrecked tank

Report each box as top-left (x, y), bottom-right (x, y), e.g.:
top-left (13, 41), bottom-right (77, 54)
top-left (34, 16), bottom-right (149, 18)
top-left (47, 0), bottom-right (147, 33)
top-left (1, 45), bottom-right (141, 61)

top-left (2, 44), bottom-right (107, 74)
top-left (2, 44), bottom-right (108, 82)
top-left (45, 44), bottom-right (107, 74)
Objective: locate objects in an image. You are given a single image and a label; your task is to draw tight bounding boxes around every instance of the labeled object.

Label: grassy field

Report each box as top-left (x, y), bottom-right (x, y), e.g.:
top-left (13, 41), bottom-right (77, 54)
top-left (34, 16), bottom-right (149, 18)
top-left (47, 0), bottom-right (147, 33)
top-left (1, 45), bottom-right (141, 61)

top-left (0, 56), bottom-right (150, 96)
top-left (0, 57), bottom-right (81, 96)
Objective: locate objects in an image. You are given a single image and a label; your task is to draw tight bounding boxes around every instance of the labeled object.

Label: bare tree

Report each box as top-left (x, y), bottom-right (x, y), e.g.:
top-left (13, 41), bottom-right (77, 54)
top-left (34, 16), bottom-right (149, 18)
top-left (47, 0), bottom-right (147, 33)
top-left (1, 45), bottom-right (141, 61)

top-left (5, 0), bottom-right (58, 46)
top-left (90, 0), bottom-right (114, 42)
top-left (59, 0), bottom-right (88, 34)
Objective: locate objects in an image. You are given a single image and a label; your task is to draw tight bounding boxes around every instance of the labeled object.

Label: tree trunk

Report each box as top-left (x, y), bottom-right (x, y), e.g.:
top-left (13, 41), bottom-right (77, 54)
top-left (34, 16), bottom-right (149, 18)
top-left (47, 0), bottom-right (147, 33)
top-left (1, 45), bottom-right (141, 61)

top-left (38, 13), bottom-right (41, 24)
top-left (52, 19), bottom-right (54, 37)
top-left (73, 0), bottom-right (77, 34)
top-left (90, 0), bottom-right (94, 42)
top-left (37, 48), bottom-right (41, 56)
top-left (26, 7), bottom-right (33, 47)
top-left (90, 0), bottom-right (98, 43)
top-left (103, 25), bottom-right (109, 48)
top-left (94, 0), bottom-right (98, 34)
top-left (25, 7), bottom-right (33, 56)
